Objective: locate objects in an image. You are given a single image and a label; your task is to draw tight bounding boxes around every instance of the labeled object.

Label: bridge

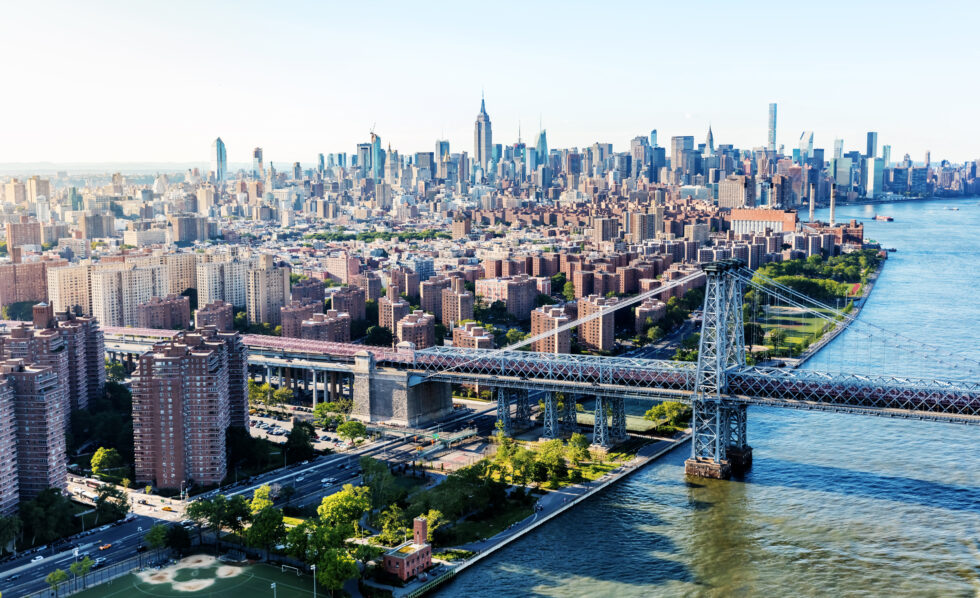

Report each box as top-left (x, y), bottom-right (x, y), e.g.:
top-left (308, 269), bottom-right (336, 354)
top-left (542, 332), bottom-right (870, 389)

top-left (102, 260), bottom-right (980, 480)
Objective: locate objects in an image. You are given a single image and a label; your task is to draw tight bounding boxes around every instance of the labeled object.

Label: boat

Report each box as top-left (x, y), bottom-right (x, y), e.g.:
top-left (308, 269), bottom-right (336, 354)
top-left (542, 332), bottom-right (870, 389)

top-left (873, 214), bottom-right (894, 222)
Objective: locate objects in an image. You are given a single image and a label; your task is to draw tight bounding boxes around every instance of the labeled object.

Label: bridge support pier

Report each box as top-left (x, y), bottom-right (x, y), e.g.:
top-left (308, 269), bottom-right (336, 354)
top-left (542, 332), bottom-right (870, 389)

top-left (685, 399), bottom-right (732, 479)
top-left (726, 404), bottom-right (752, 475)
top-left (496, 388), bottom-right (512, 436)
top-left (610, 396), bottom-right (628, 442)
top-left (543, 392), bottom-right (559, 439)
top-left (561, 394), bottom-right (577, 435)
top-left (592, 396), bottom-right (610, 448)
top-left (514, 389), bottom-right (531, 429)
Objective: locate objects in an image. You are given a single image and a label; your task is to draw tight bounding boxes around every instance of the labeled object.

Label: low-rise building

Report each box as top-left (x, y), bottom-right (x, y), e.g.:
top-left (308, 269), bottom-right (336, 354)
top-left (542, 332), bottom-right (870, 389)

top-left (383, 518), bottom-right (432, 581)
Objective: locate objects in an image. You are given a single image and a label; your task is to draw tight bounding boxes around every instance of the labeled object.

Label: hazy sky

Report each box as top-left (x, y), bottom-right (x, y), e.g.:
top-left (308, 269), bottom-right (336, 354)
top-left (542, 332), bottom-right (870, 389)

top-left (3, 0), bottom-right (978, 165)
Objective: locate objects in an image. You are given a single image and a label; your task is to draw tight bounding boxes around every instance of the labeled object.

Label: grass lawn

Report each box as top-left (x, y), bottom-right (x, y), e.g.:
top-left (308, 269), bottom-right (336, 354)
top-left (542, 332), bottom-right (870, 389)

top-left (444, 502), bottom-right (534, 545)
top-left (574, 412), bottom-right (659, 433)
top-left (73, 557), bottom-right (320, 598)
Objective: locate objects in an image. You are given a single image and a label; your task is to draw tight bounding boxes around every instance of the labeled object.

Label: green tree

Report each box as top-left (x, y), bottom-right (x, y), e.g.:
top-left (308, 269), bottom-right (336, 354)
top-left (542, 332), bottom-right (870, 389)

top-left (317, 484), bottom-right (371, 530)
top-left (94, 484), bottom-right (129, 524)
top-left (315, 547), bottom-right (359, 594)
top-left (69, 557), bottom-right (93, 591)
top-left (104, 359), bottom-right (126, 382)
top-left (562, 281), bottom-right (576, 301)
top-left (46, 568), bottom-right (69, 597)
top-left (377, 504), bottom-right (408, 545)
top-left (567, 433), bottom-right (590, 465)
top-left (313, 402), bottom-right (344, 428)
top-left (250, 485), bottom-right (275, 514)
top-left (0, 515), bottom-right (22, 555)
top-left (247, 506), bottom-right (285, 558)
top-left (144, 524), bottom-right (169, 550)
top-left (509, 447), bottom-right (536, 486)
top-left (336, 420), bottom-right (367, 446)
top-left (768, 328), bottom-right (787, 350)
top-left (90, 446), bottom-right (122, 475)
top-left (284, 421), bottom-right (316, 463)
top-left (423, 509), bottom-right (445, 543)
top-left (270, 386), bottom-right (293, 409)
top-left (505, 328), bottom-right (526, 346)
top-left (646, 325), bottom-right (664, 342)
top-left (550, 272), bottom-right (566, 291)
top-left (365, 325), bottom-right (393, 347)
top-left (536, 439), bottom-right (568, 485)
top-left (165, 523), bottom-right (191, 556)
top-left (223, 495), bottom-right (251, 536)
top-left (360, 457), bottom-right (397, 514)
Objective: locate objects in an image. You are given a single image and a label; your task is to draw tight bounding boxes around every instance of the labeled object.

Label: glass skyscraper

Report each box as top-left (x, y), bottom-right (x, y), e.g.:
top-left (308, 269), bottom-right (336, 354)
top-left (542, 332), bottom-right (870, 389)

top-left (211, 137), bottom-right (227, 183)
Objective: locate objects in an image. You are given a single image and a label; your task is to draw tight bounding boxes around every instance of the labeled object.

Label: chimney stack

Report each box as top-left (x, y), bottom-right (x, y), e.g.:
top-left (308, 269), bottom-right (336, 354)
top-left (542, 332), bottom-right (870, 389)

top-left (829, 184), bottom-right (836, 227)
top-left (808, 184), bottom-right (816, 223)
top-left (413, 517), bottom-right (428, 545)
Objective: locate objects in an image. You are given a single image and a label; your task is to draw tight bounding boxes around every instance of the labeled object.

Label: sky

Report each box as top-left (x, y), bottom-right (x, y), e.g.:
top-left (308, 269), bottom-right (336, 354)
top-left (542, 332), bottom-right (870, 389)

top-left (2, 0), bottom-right (978, 166)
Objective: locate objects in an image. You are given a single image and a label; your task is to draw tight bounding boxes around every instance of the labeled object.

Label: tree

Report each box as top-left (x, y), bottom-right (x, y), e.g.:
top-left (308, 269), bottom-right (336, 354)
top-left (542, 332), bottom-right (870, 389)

top-left (314, 402), bottom-right (344, 429)
top-left (377, 504), bottom-right (408, 545)
top-left (536, 439), bottom-right (568, 485)
top-left (646, 325), bottom-right (664, 342)
top-left (270, 386), bottom-right (293, 409)
top-left (247, 506), bottom-right (285, 558)
top-left (166, 523), bottom-right (191, 556)
top-left (360, 457), bottom-right (397, 514)
top-left (423, 509), bottom-right (445, 543)
top-left (317, 484), bottom-right (370, 530)
top-left (94, 484), bottom-right (129, 524)
top-left (285, 421), bottom-right (316, 463)
top-left (315, 548), bottom-right (359, 594)
top-left (0, 515), bottom-right (21, 555)
top-left (69, 557), bottom-right (93, 591)
top-left (223, 495), bottom-right (251, 536)
top-left (46, 569), bottom-right (69, 597)
top-left (567, 433), bottom-right (590, 465)
top-left (509, 447), bottom-right (536, 486)
top-left (365, 325), bottom-right (393, 347)
top-left (562, 281), bottom-right (576, 301)
top-left (550, 272), bottom-right (566, 292)
top-left (536, 293), bottom-right (556, 307)
top-left (120, 477), bottom-right (131, 489)
top-left (250, 485), bottom-right (275, 514)
top-left (505, 328), bottom-right (526, 346)
top-left (144, 524), bottom-right (169, 550)
top-left (104, 359), bottom-right (126, 382)
top-left (90, 447), bottom-right (122, 475)
top-left (336, 420), bottom-right (367, 446)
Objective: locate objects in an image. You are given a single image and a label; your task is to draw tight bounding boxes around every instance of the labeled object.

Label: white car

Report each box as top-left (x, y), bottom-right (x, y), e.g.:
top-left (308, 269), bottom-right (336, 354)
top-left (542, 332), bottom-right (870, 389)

top-left (296, 476), bottom-right (305, 482)
top-left (31, 555), bottom-right (43, 563)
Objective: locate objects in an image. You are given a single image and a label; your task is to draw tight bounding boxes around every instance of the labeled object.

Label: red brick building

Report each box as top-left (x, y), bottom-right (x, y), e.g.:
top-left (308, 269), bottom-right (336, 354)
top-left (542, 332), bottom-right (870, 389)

top-left (383, 518), bottom-right (432, 581)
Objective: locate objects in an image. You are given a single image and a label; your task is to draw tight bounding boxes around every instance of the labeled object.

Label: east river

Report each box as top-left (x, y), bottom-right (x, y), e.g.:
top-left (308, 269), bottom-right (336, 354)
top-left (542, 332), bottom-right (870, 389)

top-left (437, 197), bottom-right (980, 597)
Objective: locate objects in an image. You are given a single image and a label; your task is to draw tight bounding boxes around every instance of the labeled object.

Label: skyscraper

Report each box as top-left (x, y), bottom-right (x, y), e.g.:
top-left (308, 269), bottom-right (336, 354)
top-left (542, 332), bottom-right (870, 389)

top-left (881, 144), bottom-right (891, 167)
top-left (866, 131), bottom-right (878, 158)
top-left (650, 129), bottom-right (658, 148)
top-left (705, 125), bottom-right (714, 155)
top-left (767, 103), bottom-right (777, 152)
top-left (252, 147), bottom-right (263, 178)
top-left (473, 95), bottom-right (492, 173)
top-left (371, 132), bottom-right (384, 181)
top-left (536, 129), bottom-right (548, 166)
top-left (210, 137), bottom-right (227, 183)
top-left (833, 138), bottom-right (844, 160)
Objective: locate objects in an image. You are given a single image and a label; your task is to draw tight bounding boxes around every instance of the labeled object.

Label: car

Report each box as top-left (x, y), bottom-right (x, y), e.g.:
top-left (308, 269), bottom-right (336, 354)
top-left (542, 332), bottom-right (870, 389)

top-left (98, 524), bottom-right (111, 532)
top-left (180, 519), bottom-right (195, 528)
top-left (138, 499), bottom-right (148, 505)
top-left (162, 506), bottom-right (174, 512)
top-left (92, 557), bottom-right (107, 569)
top-left (30, 555), bottom-right (44, 563)
top-left (296, 476), bottom-right (305, 482)
top-left (4, 574), bottom-right (21, 581)
top-left (301, 460), bottom-right (309, 465)
top-left (99, 543), bottom-right (112, 551)
top-left (320, 478), bottom-right (329, 484)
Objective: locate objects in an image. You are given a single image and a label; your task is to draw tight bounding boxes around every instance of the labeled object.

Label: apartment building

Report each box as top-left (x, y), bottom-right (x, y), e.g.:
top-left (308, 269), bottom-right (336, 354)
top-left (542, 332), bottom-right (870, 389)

top-left (530, 306), bottom-right (571, 354)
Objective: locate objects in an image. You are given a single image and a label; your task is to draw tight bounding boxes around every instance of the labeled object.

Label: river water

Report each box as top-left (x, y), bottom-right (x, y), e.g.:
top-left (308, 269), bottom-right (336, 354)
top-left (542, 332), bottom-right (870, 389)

top-left (437, 197), bottom-right (980, 597)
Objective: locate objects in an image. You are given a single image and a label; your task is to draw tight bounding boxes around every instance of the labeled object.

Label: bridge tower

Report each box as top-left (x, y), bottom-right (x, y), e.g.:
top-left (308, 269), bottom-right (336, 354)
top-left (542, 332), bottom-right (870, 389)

top-left (514, 388), bottom-right (532, 428)
top-left (685, 260), bottom-right (752, 479)
top-left (561, 393), bottom-right (577, 435)
top-left (543, 392), bottom-right (560, 439)
top-left (593, 396), bottom-right (610, 447)
top-left (496, 387), bottom-right (512, 435)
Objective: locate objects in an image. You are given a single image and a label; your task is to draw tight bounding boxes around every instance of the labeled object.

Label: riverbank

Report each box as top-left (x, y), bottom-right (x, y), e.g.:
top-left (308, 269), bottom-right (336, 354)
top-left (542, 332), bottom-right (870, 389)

top-left (367, 433), bottom-right (691, 598)
top-left (786, 256), bottom-right (884, 368)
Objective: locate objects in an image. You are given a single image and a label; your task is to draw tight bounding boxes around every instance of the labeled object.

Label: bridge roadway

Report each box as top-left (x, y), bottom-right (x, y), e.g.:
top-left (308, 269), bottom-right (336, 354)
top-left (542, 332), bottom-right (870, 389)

top-left (102, 328), bottom-right (980, 424)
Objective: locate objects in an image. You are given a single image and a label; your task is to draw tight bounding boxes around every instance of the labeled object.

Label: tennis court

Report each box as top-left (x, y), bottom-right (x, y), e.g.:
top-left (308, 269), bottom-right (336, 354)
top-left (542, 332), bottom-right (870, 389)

top-left (74, 555), bottom-right (319, 598)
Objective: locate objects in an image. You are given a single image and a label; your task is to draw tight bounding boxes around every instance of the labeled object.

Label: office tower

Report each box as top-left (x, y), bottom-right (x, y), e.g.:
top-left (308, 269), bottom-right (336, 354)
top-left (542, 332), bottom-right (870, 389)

top-left (211, 137), bottom-right (227, 183)
top-left (833, 138), bottom-right (844, 160)
top-left (292, 162), bottom-right (302, 180)
top-left (356, 143), bottom-right (372, 173)
top-left (670, 136), bottom-right (694, 168)
top-left (578, 295), bottom-right (618, 352)
top-left (133, 331), bottom-right (241, 489)
top-left (882, 145), bottom-right (891, 167)
top-left (925, 151), bottom-right (931, 167)
top-left (718, 175), bottom-right (756, 208)
top-left (370, 133), bottom-right (385, 182)
top-left (26, 176), bottom-right (51, 205)
top-left (252, 147), bottom-right (264, 177)
top-left (536, 129), bottom-right (548, 166)
top-left (474, 95), bottom-right (493, 172)
top-left (768, 103), bottom-right (777, 152)
top-left (317, 153), bottom-right (325, 174)
top-left (530, 306), bottom-right (570, 354)
top-left (650, 129), bottom-right (658, 148)
top-left (864, 157), bottom-right (884, 198)
top-left (246, 255), bottom-right (290, 326)
top-left (4, 360), bottom-right (67, 501)
top-left (396, 311), bottom-right (435, 349)
top-left (435, 140), bottom-right (450, 163)
top-left (798, 131), bottom-right (814, 161)
top-left (705, 125), bottom-right (714, 155)
top-left (866, 132), bottom-right (878, 158)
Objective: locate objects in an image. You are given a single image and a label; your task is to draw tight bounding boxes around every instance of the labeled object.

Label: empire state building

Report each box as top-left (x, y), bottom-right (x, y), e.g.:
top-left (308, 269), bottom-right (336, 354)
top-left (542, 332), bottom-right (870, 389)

top-left (473, 96), bottom-right (492, 174)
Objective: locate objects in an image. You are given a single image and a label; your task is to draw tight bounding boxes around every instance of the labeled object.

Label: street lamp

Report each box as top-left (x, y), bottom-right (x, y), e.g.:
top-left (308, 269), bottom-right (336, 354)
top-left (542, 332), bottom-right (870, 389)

top-left (311, 564), bottom-right (317, 598)
top-left (270, 582), bottom-right (277, 598)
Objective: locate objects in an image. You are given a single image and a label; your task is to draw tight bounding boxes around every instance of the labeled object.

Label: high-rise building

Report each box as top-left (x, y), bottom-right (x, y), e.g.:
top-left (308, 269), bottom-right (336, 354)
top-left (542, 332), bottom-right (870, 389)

top-left (474, 96), bottom-right (493, 174)
top-left (133, 329), bottom-right (247, 489)
top-left (252, 147), bottom-right (264, 178)
top-left (833, 138), bottom-right (844, 160)
top-left (767, 103), bottom-right (777, 152)
top-left (578, 295), bottom-right (618, 352)
top-left (420, 276), bottom-right (451, 319)
top-left (331, 285), bottom-right (366, 322)
top-left (196, 258), bottom-right (249, 308)
top-left (246, 256), bottom-right (290, 326)
top-left (396, 310), bottom-right (435, 349)
top-left (281, 301), bottom-right (321, 338)
top-left (379, 295), bottom-right (410, 332)
top-left (865, 131), bottom-right (878, 159)
top-left (5, 216), bottom-right (42, 249)
top-left (530, 306), bottom-right (570, 354)
top-left (882, 144), bottom-right (891, 167)
top-left (474, 275), bottom-right (537, 320)
top-left (440, 279), bottom-right (474, 326)
top-left (137, 295), bottom-right (191, 330)
top-left (91, 264), bottom-right (169, 327)
top-left (300, 310), bottom-right (351, 343)
top-left (0, 377), bottom-right (15, 516)
top-left (371, 133), bottom-right (384, 181)
top-left (451, 322), bottom-right (493, 349)
top-left (195, 300), bottom-right (234, 331)
top-left (211, 137), bottom-right (227, 183)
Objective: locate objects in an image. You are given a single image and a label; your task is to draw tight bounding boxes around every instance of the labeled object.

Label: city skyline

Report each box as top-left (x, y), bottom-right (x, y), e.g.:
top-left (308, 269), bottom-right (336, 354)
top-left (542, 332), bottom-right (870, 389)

top-left (2, 0), bottom-right (978, 164)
